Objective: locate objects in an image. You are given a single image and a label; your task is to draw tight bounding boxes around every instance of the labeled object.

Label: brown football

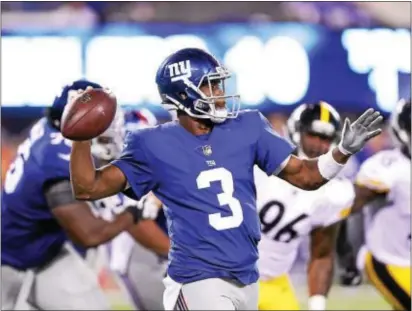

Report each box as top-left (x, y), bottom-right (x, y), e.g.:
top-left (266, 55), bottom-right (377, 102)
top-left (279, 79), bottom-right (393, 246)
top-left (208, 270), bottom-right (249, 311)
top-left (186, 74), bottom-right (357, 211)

top-left (61, 88), bottom-right (117, 141)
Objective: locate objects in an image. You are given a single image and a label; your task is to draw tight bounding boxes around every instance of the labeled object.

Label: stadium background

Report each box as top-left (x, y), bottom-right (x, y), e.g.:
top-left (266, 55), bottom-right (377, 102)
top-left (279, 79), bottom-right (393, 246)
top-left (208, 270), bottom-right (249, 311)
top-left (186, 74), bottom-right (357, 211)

top-left (1, 1), bottom-right (410, 310)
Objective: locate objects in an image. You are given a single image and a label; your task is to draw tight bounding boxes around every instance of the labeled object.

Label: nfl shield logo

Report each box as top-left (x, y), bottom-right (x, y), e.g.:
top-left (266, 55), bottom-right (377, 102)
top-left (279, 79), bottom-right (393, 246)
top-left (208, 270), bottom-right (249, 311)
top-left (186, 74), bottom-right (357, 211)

top-left (202, 145), bottom-right (212, 156)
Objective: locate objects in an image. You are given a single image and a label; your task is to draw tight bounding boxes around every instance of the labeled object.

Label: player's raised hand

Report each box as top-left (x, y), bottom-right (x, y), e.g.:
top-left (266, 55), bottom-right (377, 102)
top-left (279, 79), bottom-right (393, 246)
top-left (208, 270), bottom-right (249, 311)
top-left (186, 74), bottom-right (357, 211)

top-left (338, 108), bottom-right (383, 155)
top-left (66, 86), bottom-right (94, 105)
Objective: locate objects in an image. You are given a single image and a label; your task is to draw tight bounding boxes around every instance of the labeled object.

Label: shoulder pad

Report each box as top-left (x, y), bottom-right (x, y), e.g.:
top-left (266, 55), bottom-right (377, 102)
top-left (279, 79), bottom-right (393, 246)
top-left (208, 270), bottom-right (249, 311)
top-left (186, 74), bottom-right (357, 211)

top-left (356, 150), bottom-right (398, 192)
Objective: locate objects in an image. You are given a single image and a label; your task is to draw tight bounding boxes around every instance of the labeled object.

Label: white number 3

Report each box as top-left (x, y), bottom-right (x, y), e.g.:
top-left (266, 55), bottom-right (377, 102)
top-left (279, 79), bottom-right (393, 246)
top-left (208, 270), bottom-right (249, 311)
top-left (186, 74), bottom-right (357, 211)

top-left (196, 168), bottom-right (244, 231)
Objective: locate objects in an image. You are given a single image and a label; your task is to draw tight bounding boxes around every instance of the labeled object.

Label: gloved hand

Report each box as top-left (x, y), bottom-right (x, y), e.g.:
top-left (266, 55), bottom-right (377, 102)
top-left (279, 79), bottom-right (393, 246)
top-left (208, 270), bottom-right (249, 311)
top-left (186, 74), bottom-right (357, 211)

top-left (125, 195), bottom-right (160, 224)
top-left (338, 108), bottom-right (383, 155)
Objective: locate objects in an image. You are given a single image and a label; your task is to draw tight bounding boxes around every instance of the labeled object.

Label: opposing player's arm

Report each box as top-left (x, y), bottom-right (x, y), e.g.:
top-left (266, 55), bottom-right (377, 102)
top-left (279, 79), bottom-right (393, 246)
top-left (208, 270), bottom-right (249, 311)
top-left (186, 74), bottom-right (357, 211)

top-left (70, 141), bottom-right (127, 200)
top-left (45, 179), bottom-right (137, 248)
top-left (349, 184), bottom-right (387, 215)
top-left (307, 223), bottom-right (340, 310)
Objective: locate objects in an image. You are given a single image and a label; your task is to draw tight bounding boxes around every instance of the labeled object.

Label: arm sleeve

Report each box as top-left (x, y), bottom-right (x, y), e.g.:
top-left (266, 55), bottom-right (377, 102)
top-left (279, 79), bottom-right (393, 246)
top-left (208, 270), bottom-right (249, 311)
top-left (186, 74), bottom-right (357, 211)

top-left (111, 131), bottom-right (157, 201)
top-left (254, 111), bottom-right (296, 176)
top-left (44, 179), bottom-right (77, 209)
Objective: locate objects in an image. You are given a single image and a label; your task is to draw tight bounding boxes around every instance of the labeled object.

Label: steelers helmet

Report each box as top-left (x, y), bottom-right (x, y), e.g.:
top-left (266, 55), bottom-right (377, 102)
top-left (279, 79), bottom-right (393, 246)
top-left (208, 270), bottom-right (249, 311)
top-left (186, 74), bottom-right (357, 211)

top-left (390, 98), bottom-right (411, 155)
top-left (287, 101), bottom-right (342, 146)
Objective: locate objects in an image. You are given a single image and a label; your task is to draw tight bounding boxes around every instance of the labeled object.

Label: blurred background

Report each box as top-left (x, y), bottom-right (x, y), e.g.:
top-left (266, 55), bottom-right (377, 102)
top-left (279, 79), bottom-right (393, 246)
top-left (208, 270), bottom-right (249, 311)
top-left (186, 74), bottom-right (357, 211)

top-left (1, 1), bottom-right (411, 310)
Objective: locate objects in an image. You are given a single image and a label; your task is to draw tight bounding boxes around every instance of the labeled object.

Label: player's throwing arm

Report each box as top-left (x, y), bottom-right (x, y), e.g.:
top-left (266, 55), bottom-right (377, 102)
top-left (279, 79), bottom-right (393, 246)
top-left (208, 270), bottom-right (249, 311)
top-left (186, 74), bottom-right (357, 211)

top-left (278, 108), bottom-right (383, 190)
top-left (61, 87), bottom-right (130, 200)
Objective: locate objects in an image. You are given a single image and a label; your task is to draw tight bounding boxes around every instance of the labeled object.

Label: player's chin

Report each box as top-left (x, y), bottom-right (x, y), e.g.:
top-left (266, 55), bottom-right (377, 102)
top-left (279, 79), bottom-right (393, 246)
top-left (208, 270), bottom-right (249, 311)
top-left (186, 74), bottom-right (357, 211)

top-left (306, 149), bottom-right (323, 158)
top-left (214, 100), bottom-right (226, 109)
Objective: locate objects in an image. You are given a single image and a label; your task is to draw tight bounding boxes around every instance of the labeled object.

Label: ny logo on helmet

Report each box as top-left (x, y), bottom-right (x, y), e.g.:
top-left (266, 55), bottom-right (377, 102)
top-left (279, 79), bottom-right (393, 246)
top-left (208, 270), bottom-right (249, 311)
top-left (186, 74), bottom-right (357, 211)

top-left (168, 60), bottom-right (192, 82)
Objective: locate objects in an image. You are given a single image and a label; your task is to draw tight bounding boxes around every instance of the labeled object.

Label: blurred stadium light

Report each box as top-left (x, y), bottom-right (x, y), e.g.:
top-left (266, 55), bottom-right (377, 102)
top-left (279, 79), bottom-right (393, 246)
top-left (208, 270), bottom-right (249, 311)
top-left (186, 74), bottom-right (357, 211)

top-left (2, 24), bottom-right (410, 116)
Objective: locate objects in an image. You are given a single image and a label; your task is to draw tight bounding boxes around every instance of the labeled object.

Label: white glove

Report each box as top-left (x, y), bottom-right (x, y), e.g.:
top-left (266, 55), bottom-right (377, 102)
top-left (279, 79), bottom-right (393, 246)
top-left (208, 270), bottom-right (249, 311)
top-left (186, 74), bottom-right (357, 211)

top-left (138, 195), bottom-right (161, 220)
top-left (338, 108), bottom-right (383, 155)
top-left (124, 195), bottom-right (159, 223)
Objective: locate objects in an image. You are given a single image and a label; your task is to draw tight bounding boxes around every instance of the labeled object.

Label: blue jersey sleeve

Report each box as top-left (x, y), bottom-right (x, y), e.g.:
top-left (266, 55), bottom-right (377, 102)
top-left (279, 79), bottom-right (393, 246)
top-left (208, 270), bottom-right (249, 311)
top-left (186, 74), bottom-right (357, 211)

top-left (111, 131), bottom-right (157, 200)
top-left (254, 111), bottom-right (295, 175)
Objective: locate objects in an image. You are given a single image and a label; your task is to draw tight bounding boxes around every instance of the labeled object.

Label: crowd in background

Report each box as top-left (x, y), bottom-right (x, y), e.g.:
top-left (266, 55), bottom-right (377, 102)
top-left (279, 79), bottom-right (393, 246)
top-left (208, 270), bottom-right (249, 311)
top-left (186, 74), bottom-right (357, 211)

top-left (1, 1), bottom-right (409, 30)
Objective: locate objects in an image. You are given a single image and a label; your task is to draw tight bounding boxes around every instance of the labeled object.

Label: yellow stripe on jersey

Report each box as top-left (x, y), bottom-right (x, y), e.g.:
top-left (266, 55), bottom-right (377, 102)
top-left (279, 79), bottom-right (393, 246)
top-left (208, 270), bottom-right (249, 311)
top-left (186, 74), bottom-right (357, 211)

top-left (258, 274), bottom-right (300, 310)
top-left (365, 252), bottom-right (411, 311)
top-left (339, 207), bottom-right (352, 219)
top-left (355, 179), bottom-right (390, 193)
top-left (319, 101), bottom-right (330, 122)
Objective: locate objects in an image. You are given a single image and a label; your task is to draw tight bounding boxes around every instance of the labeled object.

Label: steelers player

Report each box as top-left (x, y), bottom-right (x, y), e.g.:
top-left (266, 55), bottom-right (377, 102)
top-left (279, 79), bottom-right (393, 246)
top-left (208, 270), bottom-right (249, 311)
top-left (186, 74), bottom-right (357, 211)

top-left (256, 101), bottom-right (356, 310)
top-left (353, 99), bottom-right (411, 311)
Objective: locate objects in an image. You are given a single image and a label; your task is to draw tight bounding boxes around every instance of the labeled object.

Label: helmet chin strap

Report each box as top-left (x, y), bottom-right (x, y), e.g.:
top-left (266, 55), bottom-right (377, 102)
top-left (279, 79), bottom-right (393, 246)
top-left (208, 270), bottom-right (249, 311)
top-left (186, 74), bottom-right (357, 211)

top-left (209, 107), bottom-right (228, 124)
top-left (165, 94), bottom-right (230, 123)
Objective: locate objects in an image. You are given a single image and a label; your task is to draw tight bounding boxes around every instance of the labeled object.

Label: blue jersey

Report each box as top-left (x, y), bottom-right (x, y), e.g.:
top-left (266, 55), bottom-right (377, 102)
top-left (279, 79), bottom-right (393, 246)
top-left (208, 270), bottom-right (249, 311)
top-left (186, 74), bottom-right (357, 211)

top-left (112, 110), bottom-right (294, 285)
top-left (2, 118), bottom-right (72, 269)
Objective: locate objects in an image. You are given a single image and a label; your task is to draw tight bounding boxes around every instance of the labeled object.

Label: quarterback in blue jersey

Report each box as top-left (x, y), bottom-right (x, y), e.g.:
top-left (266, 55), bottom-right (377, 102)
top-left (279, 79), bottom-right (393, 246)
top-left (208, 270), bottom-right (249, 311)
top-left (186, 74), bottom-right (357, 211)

top-left (1, 80), bottom-right (158, 310)
top-left (70, 48), bottom-right (383, 310)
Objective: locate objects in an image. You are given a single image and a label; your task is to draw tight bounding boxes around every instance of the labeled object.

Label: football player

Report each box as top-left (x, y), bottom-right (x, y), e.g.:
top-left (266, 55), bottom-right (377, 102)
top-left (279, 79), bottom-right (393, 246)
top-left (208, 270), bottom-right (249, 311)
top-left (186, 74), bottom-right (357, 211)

top-left (69, 48), bottom-right (383, 310)
top-left (1, 80), bottom-right (157, 310)
top-left (256, 102), bottom-right (355, 310)
top-left (352, 99), bottom-right (411, 311)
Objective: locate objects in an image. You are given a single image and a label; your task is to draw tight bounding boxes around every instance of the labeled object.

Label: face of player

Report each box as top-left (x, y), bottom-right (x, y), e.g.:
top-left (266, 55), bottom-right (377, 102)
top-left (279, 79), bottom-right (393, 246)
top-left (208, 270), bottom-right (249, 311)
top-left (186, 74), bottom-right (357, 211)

top-left (94, 135), bottom-right (118, 164)
top-left (300, 132), bottom-right (333, 158)
top-left (199, 79), bottom-right (226, 109)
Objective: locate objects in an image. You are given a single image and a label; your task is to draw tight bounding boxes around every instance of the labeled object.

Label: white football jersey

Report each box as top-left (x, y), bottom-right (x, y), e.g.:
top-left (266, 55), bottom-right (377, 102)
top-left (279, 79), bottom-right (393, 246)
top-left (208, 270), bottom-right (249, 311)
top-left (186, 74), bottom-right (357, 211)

top-left (356, 148), bottom-right (411, 267)
top-left (255, 167), bottom-right (355, 279)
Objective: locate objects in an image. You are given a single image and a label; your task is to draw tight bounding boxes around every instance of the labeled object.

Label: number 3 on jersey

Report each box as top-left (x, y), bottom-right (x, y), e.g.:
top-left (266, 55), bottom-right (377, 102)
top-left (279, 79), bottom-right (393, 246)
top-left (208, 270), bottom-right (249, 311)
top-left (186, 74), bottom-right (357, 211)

top-left (197, 167), bottom-right (244, 231)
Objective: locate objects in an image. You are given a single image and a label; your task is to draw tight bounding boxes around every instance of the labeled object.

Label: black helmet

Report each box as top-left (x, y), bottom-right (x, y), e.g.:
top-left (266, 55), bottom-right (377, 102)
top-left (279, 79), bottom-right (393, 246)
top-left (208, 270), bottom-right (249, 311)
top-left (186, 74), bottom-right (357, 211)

top-left (390, 98), bottom-right (411, 156)
top-left (287, 101), bottom-right (342, 146)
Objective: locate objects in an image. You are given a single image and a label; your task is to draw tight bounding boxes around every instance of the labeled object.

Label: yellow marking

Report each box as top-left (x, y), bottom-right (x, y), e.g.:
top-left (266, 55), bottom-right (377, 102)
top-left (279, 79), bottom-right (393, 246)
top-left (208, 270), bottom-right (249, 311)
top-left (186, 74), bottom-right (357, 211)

top-left (364, 252), bottom-right (406, 310)
top-left (319, 101), bottom-right (330, 122)
top-left (355, 179), bottom-right (390, 193)
top-left (387, 265), bottom-right (411, 298)
top-left (259, 274), bottom-right (300, 310)
top-left (339, 207), bottom-right (352, 219)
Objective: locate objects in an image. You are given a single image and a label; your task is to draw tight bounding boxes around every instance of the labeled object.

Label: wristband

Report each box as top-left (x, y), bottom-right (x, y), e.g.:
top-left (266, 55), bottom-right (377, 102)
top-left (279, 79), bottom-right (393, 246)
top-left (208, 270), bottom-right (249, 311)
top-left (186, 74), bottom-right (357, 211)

top-left (338, 141), bottom-right (352, 155)
top-left (317, 149), bottom-right (345, 180)
top-left (308, 295), bottom-right (326, 310)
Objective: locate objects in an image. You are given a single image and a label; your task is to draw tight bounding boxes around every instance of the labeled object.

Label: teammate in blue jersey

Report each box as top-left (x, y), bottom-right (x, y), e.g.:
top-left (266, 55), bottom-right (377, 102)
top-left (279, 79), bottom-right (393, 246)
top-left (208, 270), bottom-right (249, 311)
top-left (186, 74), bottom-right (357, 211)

top-left (69, 48), bottom-right (383, 310)
top-left (1, 80), bottom-right (158, 310)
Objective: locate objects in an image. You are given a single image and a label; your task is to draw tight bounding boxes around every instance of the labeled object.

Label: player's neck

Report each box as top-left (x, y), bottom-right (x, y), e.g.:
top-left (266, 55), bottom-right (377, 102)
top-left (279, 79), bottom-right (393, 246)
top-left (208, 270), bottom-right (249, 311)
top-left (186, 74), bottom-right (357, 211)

top-left (178, 115), bottom-right (213, 136)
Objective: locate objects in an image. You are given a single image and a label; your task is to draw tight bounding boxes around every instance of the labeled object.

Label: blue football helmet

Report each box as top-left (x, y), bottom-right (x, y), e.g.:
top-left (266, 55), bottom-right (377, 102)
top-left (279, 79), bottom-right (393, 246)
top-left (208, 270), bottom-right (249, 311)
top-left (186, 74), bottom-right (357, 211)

top-left (47, 79), bottom-right (102, 130)
top-left (155, 48), bottom-right (240, 123)
top-left (124, 108), bottom-right (158, 132)
top-left (390, 98), bottom-right (411, 155)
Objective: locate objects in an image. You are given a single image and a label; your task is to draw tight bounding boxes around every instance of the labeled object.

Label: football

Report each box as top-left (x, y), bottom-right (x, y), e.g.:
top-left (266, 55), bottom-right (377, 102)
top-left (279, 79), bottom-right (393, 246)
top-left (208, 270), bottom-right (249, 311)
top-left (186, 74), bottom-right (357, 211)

top-left (61, 88), bottom-right (117, 141)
